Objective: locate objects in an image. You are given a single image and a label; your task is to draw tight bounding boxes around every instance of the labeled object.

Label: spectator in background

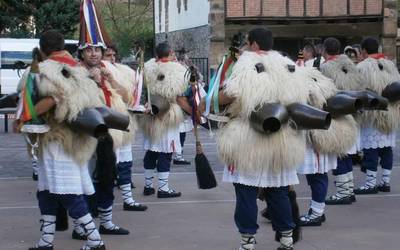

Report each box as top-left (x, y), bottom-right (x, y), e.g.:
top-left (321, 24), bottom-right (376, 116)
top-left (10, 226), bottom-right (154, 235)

top-left (103, 44), bottom-right (118, 64)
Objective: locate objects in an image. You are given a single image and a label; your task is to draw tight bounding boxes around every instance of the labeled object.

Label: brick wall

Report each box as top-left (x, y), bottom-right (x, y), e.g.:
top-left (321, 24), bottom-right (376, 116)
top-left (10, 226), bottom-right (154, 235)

top-left (225, 0), bottom-right (383, 18)
top-left (226, 0), bottom-right (242, 17)
top-left (262, 0), bottom-right (286, 16)
top-left (366, 0), bottom-right (383, 14)
top-left (306, 0), bottom-right (320, 16)
top-left (323, 0), bottom-right (346, 16)
top-left (350, 0), bottom-right (365, 15)
top-left (289, 0), bottom-right (304, 16)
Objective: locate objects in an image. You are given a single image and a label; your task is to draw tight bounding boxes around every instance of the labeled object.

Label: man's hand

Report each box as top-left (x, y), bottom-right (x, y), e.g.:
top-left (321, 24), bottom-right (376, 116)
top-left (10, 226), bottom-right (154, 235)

top-left (100, 67), bottom-right (116, 83)
top-left (89, 68), bottom-right (102, 83)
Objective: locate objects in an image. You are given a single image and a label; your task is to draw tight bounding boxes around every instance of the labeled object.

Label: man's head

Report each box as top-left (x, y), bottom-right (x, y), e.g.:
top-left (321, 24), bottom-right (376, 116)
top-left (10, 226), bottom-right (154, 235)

top-left (79, 46), bottom-right (104, 68)
top-left (155, 42), bottom-right (171, 59)
top-left (303, 44), bottom-right (316, 61)
top-left (247, 28), bottom-right (273, 52)
top-left (323, 37), bottom-right (341, 57)
top-left (39, 30), bottom-right (65, 56)
top-left (103, 45), bottom-right (118, 64)
top-left (361, 37), bottom-right (379, 58)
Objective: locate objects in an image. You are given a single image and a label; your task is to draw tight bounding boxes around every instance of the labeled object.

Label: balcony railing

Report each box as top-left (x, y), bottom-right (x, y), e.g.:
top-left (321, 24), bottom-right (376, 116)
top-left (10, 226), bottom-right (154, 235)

top-left (225, 0), bottom-right (383, 20)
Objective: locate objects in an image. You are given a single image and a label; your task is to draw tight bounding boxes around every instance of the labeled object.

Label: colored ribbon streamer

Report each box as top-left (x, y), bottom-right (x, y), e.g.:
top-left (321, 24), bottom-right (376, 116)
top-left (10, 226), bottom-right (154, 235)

top-left (204, 55), bottom-right (226, 116)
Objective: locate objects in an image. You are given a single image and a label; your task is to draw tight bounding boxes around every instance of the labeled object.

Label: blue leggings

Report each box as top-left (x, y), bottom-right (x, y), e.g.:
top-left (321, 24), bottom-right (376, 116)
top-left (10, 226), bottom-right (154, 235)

top-left (37, 190), bottom-right (88, 219)
top-left (234, 184), bottom-right (295, 234)
top-left (143, 150), bottom-right (172, 172)
top-left (305, 173), bottom-right (328, 203)
top-left (333, 155), bottom-right (353, 176)
top-left (362, 147), bottom-right (393, 172)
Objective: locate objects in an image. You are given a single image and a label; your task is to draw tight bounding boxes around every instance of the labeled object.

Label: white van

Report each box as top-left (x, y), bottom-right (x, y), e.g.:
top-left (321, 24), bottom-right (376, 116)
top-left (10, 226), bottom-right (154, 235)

top-left (0, 38), bottom-right (78, 95)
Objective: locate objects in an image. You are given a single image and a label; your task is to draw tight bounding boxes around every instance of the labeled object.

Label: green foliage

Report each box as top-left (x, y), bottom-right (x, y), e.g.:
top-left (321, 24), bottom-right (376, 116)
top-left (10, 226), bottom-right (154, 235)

top-left (0, 0), bottom-right (80, 38)
top-left (98, 0), bottom-right (154, 58)
top-left (32, 0), bottom-right (80, 38)
top-left (0, 0), bottom-right (33, 37)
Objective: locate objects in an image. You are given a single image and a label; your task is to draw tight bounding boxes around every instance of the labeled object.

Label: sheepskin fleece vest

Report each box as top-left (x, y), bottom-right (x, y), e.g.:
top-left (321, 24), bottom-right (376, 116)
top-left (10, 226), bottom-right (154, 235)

top-left (37, 59), bottom-right (104, 166)
top-left (138, 58), bottom-right (187, 143)
top-left (300, 67), bottom-right (358, 156)
top-left (218, 51), bottom-right (309, 175)
top-left (357, 57), bottom-right (400, 133)
top-left (102, 61), bottom-right (137, 147)
top-left (320, 55), bottom-right (362, 91)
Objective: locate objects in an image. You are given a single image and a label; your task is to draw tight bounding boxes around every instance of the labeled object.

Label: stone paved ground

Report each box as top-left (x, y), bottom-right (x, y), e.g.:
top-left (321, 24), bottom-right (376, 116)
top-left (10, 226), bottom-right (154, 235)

top-left (0, 120), bottom-right (399, 250)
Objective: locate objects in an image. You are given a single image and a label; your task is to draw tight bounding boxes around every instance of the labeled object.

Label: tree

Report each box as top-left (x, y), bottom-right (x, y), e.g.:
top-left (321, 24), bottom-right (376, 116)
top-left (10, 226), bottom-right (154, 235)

top-left (0, 0), bottom-right (80, 38)
top-left (0, 0), bottom-right (33, 37)
top-left (32, 0), bottom-right (80, 38)
top-left (98, 0), bottom-right (154, 58)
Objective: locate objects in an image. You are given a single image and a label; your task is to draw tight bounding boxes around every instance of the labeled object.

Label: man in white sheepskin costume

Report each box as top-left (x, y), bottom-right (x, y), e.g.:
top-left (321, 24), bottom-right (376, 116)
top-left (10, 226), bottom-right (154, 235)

top-left (320, 38), bottom-right (361, 205)
top-left (77, 43), bottom-right (131, 237)
top-left (139, 42), bottom-right (187, 198)
top-left (215, 28), bottom-right (308, 250)
top-left (26, 30), bottom-right (106, 250)
top-left (354, 37), bottom-right (400, 194)
top-left (102, 44), bottom-right (148, 212)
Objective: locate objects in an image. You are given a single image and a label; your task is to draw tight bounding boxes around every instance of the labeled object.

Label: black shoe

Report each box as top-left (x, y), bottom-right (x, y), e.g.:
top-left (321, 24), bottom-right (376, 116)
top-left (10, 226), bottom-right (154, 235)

top-left (80, 245), bottom-right (106, 250)
top-left (72, 230), bottom-right (87, 240)
top-left (29, 246), bottom-right (53, 250)
top-left (99, 225), bottom-right (129, 235)
top-left (321, 213), bottom-right (326, 223)
top-left (277, 247), bottom-right (294, 250)
top-left (157, 189), bottom-right (181, 198)
top-left (325, 195), bottom-right (352, 205)
top-left (307, 208), bottom-right (326, 222)
top-left (261, 208), bottom-right (271, 221)
top-left (354, 186), bottom-right (378, 195)
top-left (299, 210), bottom-right (325, 227)
top-left (173, 159), bottom-right (191, 165)
top-left (131, 182), bottom-right (136, 189)
top-left (377, 183), bottom-right (390, 192)
top-left (32, 173), bottom-right (38, 181)
top-left (350, 194), bottom-right (356, 202)
top-left (143, 187), bottom-right (155, 196)
top-left (123, 203), bottom-right (148, 211)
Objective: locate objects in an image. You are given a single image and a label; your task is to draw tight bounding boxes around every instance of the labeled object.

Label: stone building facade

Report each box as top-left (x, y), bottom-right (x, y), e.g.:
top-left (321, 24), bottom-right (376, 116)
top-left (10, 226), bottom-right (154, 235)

top-left (154, 0), bottom-right (210, 59)
top-left (209, 0), bottom-right (398, 67)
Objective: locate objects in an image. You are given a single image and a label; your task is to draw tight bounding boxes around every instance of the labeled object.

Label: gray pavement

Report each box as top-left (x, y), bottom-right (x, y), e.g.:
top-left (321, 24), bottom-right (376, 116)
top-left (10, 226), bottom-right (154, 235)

top-left (0, 126), bottom-right (399, 250)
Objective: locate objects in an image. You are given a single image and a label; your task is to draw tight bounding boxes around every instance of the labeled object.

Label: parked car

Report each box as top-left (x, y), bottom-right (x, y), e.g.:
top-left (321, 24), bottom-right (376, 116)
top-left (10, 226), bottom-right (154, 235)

top-left (0, 38), bottom-right (78, 95)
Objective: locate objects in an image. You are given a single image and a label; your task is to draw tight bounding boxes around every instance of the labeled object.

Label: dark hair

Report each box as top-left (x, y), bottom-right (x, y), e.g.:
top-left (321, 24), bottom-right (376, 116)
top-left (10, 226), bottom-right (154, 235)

top-left (106, 44), bottom-right (118, 55)
top-left (323, 37), bottom-right (341, 55)
top-left (39, 30), bottom-right (65, 56)
top-left (155, 42), bottom-right (171, 59)
top-left (247, 28), bottom-right (273, 51)
top-left (361, 37), bottom-right (379, 54)
top-left (303, 43), bottom-right (316, 57)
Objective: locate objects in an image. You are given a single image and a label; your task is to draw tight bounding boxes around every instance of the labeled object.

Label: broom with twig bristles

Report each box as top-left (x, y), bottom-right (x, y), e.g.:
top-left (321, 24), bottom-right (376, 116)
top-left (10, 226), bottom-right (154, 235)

top-left (188, 66), bottom-right (217, 189)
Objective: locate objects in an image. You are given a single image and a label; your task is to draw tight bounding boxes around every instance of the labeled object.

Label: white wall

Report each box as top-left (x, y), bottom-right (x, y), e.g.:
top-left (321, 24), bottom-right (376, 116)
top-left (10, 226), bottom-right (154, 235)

top-left (155, 0), bottom-right (210, 33)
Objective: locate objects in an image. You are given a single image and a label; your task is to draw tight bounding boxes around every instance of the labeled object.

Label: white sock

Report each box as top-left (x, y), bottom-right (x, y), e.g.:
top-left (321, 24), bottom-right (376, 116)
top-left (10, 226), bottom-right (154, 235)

top-left (310, 200), bottom-right (325, 217)
top-left (120, 183), bottom-right (139, 205)
top-left (158, 172), bottom-right (170, 192)
top-left (77, 213), bottom-right (104, 249)
top-left (73, 219), bottom-right (86, 236)
top-left (144, 169), bottom-right (154, 188)
top-left (240, 234), bottom-right (256, 250)
top-left (279, 230), bottom-right (293, 249)
top-left (364, 170), bottom-right (377, 188)
top-left (334, 174), bottom-right (350, 198)
top-left (381, 169), bottom-right (391, 184)
top-left (347, 172), bottom-right (354, 195)
top-left (37, 215), bottom-right (56, 247)
top-left (98, 206), bottom-right (117, 230)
